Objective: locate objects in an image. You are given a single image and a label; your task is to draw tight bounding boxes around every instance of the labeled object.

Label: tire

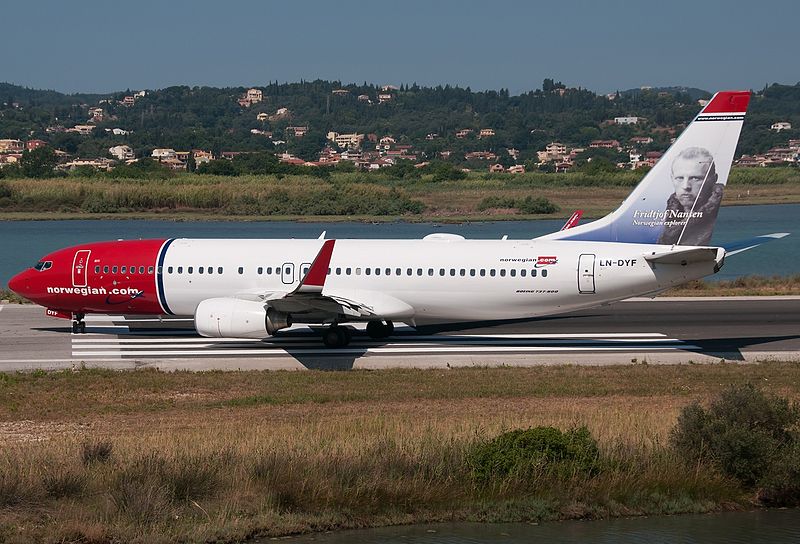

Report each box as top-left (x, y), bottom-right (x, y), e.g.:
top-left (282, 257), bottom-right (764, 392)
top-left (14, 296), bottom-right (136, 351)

top-left (366, 320), bottom-right (393, 339)
top-left (79, 322), bottom-right (86, 334)
top-left (72, 322), bottom-right (79, 334)
top-left (322, 326), bottom-right (349, 348)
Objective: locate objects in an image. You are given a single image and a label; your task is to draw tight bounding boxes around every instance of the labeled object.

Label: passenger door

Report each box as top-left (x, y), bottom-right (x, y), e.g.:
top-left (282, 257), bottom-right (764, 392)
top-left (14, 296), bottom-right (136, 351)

top-left (72, 249), bottom-right (91, 288)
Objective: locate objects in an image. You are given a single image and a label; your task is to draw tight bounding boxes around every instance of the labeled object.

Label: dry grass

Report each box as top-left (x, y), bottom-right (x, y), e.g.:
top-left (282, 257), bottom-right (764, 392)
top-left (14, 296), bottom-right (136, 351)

top-left (0, 363), bottom-right (798, 542)
top-left (664, 275), bottom-right (800, 296)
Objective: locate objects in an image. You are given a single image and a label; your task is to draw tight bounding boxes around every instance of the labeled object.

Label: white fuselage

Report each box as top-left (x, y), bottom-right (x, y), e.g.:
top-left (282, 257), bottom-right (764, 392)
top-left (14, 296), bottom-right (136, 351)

top-left (160, 238), bottom-right (720, 325)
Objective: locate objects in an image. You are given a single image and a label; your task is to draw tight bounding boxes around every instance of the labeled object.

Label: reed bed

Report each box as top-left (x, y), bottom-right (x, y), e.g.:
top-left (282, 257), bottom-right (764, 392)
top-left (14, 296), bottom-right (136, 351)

top-left (1, 363), bottom-right (798, 542)
top-left (1, 166), bottom-right (797, 220)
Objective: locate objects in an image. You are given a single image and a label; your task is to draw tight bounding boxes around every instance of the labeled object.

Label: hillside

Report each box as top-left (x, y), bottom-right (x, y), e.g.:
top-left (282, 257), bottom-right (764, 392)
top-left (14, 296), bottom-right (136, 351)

top-left (1, 80), bottom-right (798, 167)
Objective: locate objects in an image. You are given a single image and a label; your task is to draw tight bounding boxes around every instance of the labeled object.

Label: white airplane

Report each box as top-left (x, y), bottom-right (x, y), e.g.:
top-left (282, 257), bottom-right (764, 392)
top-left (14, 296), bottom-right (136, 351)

top-left (7, 91), bottom-right (788, 347)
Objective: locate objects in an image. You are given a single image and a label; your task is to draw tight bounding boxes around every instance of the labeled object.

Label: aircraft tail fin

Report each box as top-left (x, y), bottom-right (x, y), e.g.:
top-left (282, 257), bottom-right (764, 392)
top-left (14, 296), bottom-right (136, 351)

top-left (539, 91), bottom-right (751, 246)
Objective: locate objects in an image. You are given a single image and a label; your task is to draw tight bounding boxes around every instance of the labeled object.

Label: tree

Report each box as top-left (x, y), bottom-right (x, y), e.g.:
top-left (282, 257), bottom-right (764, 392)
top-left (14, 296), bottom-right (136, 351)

top-left (186, 150), bottom-right (196, 173)
top-left (20, 147), bottom-right (58, 178)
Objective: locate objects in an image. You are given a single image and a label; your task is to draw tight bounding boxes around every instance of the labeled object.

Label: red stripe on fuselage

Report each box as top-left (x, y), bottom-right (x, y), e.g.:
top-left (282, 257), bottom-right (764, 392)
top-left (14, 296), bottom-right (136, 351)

top-left (19, 239), bottom-right (166, 315)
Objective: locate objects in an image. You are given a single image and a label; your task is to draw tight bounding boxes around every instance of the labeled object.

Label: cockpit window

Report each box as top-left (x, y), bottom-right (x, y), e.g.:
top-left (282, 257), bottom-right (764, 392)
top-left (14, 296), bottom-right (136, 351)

top-left (34, 261), bottom-right (52, 271)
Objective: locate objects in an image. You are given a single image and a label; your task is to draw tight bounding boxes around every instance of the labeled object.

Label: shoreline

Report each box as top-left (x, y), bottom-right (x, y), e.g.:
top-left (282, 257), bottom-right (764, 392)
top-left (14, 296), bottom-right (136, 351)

top-left (0, 199), bottom-right (798, 223)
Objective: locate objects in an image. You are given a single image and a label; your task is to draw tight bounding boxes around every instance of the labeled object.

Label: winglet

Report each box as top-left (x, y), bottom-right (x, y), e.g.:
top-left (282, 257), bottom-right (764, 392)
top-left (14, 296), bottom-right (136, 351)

top-left (295, 240), bottom-right (335, 294)
top-left (560, 209), bottom-right (583, 231)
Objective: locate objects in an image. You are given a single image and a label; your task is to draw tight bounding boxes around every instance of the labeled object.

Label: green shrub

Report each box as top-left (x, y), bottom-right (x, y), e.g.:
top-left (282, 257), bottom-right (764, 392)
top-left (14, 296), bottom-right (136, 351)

top-left (477, 195), bottom-right (559, 214)
top-left (468, 426), bottom-right (601, 482)
top-left (758, 440), bottom-right (800, 506)
top-left (671, 384), bottom-right (798, 486)
top-left (517, 195), bottom-right (559, 214)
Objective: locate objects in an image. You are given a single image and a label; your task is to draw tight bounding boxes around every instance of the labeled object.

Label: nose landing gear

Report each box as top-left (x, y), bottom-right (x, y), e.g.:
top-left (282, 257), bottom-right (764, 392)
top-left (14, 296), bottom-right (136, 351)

top-left (71, 313), bottom-right (86, 334)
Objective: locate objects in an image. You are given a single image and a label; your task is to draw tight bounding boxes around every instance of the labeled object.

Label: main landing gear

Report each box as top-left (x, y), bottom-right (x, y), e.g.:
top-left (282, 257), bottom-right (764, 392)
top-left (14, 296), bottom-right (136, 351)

top-left (366, 319), bottom-right (394, 339)
top-left (71, 313), bottom-right (86, 334)
top-left (321, 320), bottom-right (394, 348)
top-left (322, 325), bottom-right (352, 348)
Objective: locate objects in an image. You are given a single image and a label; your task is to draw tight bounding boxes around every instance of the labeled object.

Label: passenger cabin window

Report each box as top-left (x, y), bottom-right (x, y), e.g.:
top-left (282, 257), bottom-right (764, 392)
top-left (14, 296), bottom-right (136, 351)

top-left (95, 266), bottom-right (100, 273)
top-left (336, 267), bottom-right (342, 275)
top-left (510, 269), bottom-right (516, 277)
top-left (140, 266), bottom-right (145, 274)
top-left (103, 266), bottom-right (109, 273)
top-left (199, 267), bottom-right (204, 274)
top-left (168, 266), bottom-right (173, 274)
top-left (426, 268), bottom-right (432, 276)
top-left (500, 269), bottom-right (506, 277)
top-left (112, 266), bottom-right (118, 274)
top-left (217, 267), bottom-right (223, 274)
top-left (365, 268), bottom-right (371, 275)
top-left (490, 269), bottom-right (496, 277)
top-left (480, 269), bottom-right (486, 277)
top-left (346, 267), bottom-right (352, 275)
top-left (177, 267), bottom-right (183, 274)
top-left (542, 269), bottom-right (548, 277)
top-left (531, 269), bottom-right (537, 277)
top-left (521, 269), bottom-right (526, 277)
top-left (121, 266), bottom-right (126, 274)
top-left (188, 267), bottom-right (193, 274)
top-left (207, 267), bottom-right (213, 274)
top-left (148, 266), bottom-right (154, 274)
top-left (258, 267), bottom-right (263, 275)
top-left (238, 267), bottom-right (244, 274)
top-left (356, 268), bottom-right (361, 275)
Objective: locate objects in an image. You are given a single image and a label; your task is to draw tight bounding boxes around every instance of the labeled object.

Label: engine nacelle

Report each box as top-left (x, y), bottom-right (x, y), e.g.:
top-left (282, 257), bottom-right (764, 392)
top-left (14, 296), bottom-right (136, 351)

top-left (194, 298), bottom-right (291, 338)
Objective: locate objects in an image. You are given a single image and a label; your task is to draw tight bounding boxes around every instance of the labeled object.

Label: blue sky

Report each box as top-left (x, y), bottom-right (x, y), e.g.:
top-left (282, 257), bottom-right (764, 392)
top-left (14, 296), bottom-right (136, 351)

top-left (2, 0), bottom-right (797, 95)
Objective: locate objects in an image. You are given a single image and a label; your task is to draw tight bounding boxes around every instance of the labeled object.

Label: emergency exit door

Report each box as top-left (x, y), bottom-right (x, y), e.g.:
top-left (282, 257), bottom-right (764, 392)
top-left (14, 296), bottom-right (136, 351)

top-left (578, 253), bottom-right (596, 294)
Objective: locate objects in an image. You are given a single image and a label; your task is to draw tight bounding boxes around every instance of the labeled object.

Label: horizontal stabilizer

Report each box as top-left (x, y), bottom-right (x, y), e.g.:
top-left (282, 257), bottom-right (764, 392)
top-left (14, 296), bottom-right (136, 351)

top-left (723, 232), bottom-right (790, 256)
top-left (644, 247), bottom-right (721, 265)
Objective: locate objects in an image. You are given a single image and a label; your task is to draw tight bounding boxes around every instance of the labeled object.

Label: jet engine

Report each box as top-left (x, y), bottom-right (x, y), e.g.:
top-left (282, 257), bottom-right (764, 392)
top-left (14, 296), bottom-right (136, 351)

top-left (194, 297), bottom-right (291, 338)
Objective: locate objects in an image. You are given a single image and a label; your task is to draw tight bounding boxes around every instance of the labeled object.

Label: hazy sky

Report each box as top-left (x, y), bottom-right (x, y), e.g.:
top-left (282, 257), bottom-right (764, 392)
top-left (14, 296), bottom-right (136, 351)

top-left (2, 0), bottom-right (797, 95)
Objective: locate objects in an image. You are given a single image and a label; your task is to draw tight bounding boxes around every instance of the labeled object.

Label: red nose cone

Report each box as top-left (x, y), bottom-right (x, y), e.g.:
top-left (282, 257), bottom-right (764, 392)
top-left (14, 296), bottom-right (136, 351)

top-left (7, 271), bottom-right (28, 296)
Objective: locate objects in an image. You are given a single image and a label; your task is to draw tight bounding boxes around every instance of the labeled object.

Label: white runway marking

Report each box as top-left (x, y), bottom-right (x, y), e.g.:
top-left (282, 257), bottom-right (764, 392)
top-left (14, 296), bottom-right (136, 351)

top-left (70, 326), bottom-right (700, 360)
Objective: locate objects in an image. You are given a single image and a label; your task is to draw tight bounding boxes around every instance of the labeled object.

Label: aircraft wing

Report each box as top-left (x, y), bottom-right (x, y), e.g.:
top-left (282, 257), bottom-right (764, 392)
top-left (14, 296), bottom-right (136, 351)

top-left (239, 240), bottom-right (414, 320)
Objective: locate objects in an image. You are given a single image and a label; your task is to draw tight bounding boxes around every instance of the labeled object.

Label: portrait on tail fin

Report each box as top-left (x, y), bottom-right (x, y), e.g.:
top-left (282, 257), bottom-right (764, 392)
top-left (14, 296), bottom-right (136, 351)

top-left (657, 147), bottom-right (724, 246)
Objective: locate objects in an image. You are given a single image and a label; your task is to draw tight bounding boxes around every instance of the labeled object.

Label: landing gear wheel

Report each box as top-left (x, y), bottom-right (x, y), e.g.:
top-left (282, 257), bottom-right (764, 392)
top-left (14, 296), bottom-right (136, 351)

top-left (322, 325), bottom-right (351, 348)
top-left (72, 313), bottom-right (87, 334)
top-left (366, 320), bottom-right (394, 339)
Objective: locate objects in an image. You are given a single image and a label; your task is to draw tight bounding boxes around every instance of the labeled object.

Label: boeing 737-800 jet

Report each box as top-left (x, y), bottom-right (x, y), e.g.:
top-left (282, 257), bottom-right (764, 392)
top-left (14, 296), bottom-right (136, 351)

top-left (7, 91), bottom-right (789, 347)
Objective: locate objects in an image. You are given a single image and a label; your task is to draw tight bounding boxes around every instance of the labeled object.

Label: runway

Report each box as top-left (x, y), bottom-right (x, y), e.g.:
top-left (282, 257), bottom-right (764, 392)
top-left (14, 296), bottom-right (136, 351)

top-left (1, 297), bottom-right (799, 371)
